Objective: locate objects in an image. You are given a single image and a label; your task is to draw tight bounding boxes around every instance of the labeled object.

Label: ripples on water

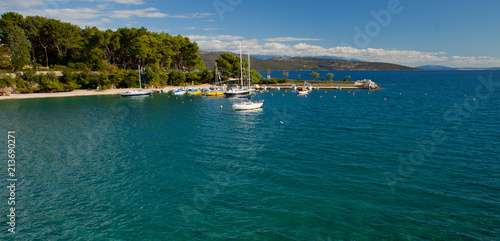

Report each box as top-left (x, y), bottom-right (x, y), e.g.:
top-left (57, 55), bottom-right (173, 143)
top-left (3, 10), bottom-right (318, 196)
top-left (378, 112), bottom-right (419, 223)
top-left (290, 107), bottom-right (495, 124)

top-left (0, 71), bottom-right (499, 240)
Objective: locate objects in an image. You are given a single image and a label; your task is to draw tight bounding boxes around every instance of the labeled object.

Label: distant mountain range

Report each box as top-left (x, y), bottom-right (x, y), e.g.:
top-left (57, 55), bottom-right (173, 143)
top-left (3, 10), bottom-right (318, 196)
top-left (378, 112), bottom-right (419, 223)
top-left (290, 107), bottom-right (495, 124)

top-left (199, 51), bottom-right (418, 71)
top-left (416, 65), bottom-right (500, 71)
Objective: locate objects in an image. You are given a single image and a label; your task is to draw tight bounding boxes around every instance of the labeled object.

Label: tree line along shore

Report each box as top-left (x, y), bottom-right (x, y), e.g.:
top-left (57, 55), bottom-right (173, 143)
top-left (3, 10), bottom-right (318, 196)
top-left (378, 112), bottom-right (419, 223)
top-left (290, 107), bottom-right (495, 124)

top-left (0, 11), bottom-right (371, 96)
top-left (0, 12), bottom-right (260, 94)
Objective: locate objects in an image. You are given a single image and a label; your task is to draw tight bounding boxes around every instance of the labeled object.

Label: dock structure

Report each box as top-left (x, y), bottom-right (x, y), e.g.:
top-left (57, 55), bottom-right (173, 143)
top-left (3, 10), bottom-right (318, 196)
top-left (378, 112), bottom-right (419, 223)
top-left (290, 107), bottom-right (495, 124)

top-left (258, 79), bottom-right (380, 90)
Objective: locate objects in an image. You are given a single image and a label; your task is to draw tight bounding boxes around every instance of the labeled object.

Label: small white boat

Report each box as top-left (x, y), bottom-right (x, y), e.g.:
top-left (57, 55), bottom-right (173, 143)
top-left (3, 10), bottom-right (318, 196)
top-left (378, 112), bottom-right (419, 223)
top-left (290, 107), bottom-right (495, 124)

top-left (295, 83), bottom-right (311, 95)
top-left (173, 89), bottom-right (186, 95)
top-left (121, 89), bottom-right (152, 97)
top-left (121, 65), bottom-right (151, 97)
top-left (296, 87), bottom-right (310, 95)
top-left (232, 100), bottom-right (264, 111)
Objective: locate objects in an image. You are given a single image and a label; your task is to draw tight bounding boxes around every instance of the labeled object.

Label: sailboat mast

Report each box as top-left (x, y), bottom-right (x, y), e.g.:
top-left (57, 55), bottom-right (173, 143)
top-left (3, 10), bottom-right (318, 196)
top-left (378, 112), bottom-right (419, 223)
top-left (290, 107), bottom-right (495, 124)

top-left (239, 42), bottom-right (243, 87)
top-left (215, 61), bottom-right (218, 85)
top-left (138, 65), bottom-right (142, 89)
top-left (248, 51), bottom-right (251, 88)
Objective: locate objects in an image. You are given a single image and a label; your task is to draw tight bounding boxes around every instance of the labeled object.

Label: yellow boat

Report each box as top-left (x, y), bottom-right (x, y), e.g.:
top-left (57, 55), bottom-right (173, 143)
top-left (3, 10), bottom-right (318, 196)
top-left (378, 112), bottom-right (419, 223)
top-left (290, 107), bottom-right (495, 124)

top-left (186, 89), bottom-right (201, 95)
top-left (206, 90), bottom-right (224, 97)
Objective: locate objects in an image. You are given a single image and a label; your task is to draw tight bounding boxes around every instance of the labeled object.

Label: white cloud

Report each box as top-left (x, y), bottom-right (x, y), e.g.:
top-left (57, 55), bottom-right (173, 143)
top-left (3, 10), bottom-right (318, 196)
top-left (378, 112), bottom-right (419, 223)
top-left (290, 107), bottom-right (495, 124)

top-left (168, 13), bottom-right (215, 19)
top-left (109, 7), bottom-right (167, 19)
top-left (264, 37), bottom-right (322, 42)
top-left (187, 35), bottom-right (245, 41)
top-left (19, 8), bottom-right (109, 27)
top-left (450, 56), bottom-right (500, 68)
top-left (0, 0), bottom-right (145, 9)
top-left (189, 35), bottom-right (458, 66)
top-left (178, 26), bottom-right (197, 31)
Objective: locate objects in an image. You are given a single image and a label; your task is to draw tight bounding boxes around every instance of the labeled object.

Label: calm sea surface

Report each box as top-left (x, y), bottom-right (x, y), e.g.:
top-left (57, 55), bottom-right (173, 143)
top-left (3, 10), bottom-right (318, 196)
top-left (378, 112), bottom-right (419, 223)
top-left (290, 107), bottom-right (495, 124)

top-left (1, 71), bottom-right (499, 240)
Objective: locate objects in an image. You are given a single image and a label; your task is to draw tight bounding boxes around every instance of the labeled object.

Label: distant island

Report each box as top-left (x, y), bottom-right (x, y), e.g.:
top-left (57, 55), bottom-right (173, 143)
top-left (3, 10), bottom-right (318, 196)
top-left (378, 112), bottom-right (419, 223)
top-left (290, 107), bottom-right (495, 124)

top-left (416, 65), bottom-right (500, 71)
top-left (199, 51), bottom-right (420, 71)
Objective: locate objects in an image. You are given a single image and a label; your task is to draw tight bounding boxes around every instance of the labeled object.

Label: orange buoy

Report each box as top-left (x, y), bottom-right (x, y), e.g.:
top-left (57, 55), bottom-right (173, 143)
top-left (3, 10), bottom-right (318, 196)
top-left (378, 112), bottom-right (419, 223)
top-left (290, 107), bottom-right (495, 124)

top-left (334, 96), bottom-right (336, 98)
top-left (473, 98), bottom-right (476, 101)
top-left (384, 98), bottom-right (387, 101)
top-left (320, 96), bottom-right (323, 98)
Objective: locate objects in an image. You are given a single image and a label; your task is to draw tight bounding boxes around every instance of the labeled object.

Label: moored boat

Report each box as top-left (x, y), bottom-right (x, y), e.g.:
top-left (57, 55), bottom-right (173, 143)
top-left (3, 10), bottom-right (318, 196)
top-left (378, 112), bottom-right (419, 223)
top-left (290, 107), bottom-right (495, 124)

top-left (206, 89), bottom-right (224, 96)
top-left (232, 99), bottom-right (264, 111)
top-left (186, 89), bottom-right (201, 95)
top-left (173, 89), bottom-right (186, 95)
top-left (121, 89), bottom-right (152, 97)
top-left (121, 65), bottom-right (151, 97)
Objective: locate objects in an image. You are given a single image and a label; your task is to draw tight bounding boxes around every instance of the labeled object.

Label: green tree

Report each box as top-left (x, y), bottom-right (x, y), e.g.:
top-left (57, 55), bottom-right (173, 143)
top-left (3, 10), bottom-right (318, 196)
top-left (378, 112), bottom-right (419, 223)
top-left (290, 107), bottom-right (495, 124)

top-left (310, 72), bottom-right (319, 81)
top-left (144, 63), bottom-right (168, 87)
top-left (199, 69), bottom-right (213, 84)
top-left (0, 45), bottom-right (11, 68)
top-left (297, 74), bottom-right (301, 80)
top-left (282, 71), bottom-right (289, 80)
top-left (265, 68), bottom-right (271, 79)
top-left (343, 75), bottom-right (351, 82)
top-left (5, 26), bottom-right (31, 70)
top-left (326, 73), bottom-right (334, 81)
top-left (250, 70), bottom-right (262, 83)
top-left (169, 71), bottom-right (186, 86)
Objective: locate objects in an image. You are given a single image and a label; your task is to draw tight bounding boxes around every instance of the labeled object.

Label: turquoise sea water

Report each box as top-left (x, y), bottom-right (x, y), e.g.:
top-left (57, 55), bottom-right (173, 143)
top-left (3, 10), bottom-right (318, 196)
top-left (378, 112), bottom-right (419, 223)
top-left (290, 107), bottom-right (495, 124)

top-left (1, 71), bottom-right (499, 240)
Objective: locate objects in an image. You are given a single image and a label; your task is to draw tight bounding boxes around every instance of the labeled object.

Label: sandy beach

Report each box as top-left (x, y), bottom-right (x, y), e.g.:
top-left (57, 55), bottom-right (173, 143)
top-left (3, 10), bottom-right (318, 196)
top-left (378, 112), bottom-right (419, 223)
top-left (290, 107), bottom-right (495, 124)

top-left (0, 86), bottom-right (201, 101)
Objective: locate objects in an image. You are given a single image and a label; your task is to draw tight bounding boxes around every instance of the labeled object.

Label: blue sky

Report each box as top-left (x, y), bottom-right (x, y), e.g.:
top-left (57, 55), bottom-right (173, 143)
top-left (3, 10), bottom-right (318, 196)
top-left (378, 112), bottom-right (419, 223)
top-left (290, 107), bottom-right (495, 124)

top-left (2, 0), bottom-right (499, 67)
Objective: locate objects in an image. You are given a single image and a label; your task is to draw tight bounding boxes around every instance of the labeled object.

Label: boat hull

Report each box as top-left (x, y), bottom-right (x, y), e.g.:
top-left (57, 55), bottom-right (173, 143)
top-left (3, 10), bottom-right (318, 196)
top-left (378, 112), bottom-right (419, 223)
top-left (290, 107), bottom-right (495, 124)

top-left (224, 90), bottom-right (250, 97)
top-left (121, 91), bottom-right (152, 97)
top-left (232, 101), bottom-right (264, 111)
top-left (186, 91), bottom-right (201, 95)
top-left (206, 91), bottom-right (224, 96)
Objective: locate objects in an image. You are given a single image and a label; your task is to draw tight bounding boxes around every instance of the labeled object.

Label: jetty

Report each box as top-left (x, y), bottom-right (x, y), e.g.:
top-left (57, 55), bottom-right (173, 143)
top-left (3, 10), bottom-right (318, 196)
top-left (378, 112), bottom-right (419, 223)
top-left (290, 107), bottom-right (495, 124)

top-left (257, 79), bottom-right (380, 90)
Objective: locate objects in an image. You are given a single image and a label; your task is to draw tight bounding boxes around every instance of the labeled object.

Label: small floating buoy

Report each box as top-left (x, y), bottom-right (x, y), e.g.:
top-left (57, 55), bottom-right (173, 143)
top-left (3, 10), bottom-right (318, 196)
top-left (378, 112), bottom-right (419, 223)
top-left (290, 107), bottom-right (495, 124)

top-left (280, 121), bottom-right (284, 124)
top-left (384, 98), bottom-right (387, 101)
top-left (325, 91), bottom-right (327, 93)
top-left (473, 98), bottom-right (476, 101)
top-left (220, 105), bottom-right (223, 109)
top-left (425, 93), bottom-right (427, 96)
top-left (283, 94), bottom-right (285, 97)
top-left (320, 96), bottom-right (323, 98)
top-left (465, 94), bottom-right (467, 97)
top-left (334, 96), bottom-right (336, 98)
top-left (271, 93), bottom-right (274, 96)
top-left (353, 92), bottom-right (355, 96)
top-left (190, 99), bottom-right (192, 102)
top-left (400, 93), bottom-right (402, 95)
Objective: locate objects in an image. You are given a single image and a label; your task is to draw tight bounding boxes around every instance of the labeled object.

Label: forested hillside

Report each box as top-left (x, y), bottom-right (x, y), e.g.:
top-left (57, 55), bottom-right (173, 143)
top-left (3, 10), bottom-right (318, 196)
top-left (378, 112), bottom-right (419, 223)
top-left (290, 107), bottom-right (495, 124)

top-left (200, 51), bottom-right (419, 71)
top-left (0, 12), bottom-right (211, 92)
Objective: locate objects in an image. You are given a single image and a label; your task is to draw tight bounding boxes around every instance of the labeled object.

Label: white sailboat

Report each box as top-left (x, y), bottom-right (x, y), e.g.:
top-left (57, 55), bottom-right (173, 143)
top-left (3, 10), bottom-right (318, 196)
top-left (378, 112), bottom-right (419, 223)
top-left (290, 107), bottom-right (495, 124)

top-left (232, 47), bottom-right (264, 111)
top-left (121, 65), bottom-right (152, 97)
top-left (224, 43), bottom-right (251, 97)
